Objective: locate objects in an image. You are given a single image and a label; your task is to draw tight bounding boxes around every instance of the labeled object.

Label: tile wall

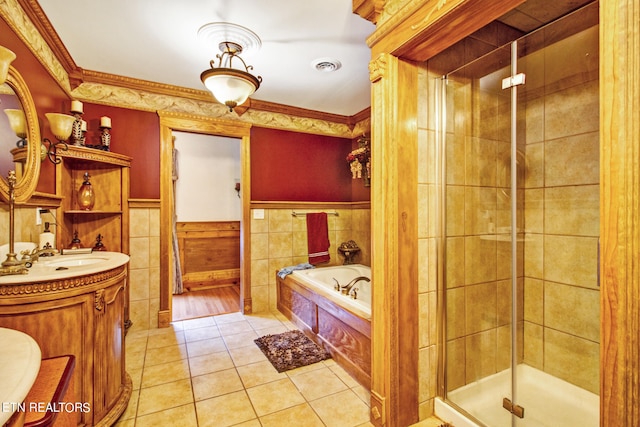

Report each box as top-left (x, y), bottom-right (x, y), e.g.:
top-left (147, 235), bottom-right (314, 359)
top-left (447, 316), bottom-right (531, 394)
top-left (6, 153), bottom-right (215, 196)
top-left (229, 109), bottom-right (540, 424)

top-left (128, 203), bottom-right (161, 331)
top-left (249, 207), bottom-right (371, 313)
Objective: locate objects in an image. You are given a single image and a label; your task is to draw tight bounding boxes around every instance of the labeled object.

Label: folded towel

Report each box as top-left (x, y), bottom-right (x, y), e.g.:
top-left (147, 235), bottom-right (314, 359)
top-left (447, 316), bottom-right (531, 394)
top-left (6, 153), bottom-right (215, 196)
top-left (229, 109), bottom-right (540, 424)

top-left (277, 263), bottom-right (315, 279)
top-left (306, 212), bottom-right (330, 265)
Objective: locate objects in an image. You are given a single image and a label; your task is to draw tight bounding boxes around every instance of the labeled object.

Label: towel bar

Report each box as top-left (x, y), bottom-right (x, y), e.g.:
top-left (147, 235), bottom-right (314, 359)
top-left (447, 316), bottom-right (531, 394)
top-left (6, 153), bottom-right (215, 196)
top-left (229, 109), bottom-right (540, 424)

top-left (291, 211), bottom-right (339, 217)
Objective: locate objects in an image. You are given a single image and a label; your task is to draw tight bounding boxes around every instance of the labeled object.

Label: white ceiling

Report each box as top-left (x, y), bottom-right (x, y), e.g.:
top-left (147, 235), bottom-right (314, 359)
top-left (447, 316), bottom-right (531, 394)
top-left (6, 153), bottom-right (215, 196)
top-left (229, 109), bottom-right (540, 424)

top-left (37, 0), bottom-right (376, 116)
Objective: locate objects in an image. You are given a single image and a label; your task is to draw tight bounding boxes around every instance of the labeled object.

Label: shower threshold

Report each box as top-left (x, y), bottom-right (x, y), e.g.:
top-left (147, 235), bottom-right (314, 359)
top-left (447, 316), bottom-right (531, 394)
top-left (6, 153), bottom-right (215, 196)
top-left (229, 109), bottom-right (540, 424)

top-left (436, 364), bottom-right (599, 427)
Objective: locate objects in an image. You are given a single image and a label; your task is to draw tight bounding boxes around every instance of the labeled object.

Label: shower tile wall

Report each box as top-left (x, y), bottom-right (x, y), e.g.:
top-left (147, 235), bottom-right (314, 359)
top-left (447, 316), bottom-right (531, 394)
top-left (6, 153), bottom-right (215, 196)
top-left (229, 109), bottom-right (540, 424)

top-left (521, 24), bottom-right (600, 394)
top-left (249, 208), bottom-right (371, 313)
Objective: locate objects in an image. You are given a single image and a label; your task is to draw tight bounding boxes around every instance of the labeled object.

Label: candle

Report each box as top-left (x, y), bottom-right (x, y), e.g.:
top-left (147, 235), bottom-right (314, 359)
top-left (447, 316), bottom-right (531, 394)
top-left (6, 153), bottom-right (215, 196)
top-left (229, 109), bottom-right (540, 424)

top-left (71, 100), bottom-right (83, 114)
top-left (100, 116), bottom-right (111, 128)
top-left (81, 120), bottom-right (87, 131)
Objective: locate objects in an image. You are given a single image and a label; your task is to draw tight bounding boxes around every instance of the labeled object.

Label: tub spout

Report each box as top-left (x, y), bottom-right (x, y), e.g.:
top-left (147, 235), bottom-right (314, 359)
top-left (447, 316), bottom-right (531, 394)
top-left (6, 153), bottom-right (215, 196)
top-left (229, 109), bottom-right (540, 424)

top-left (341, 276), bottom-right (370, 294)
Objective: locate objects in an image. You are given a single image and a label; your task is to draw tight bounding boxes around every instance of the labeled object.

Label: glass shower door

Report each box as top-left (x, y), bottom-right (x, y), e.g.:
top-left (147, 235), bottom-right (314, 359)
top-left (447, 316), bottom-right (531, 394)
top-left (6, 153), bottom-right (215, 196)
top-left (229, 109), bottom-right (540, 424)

top-left (441, 3), bottom-right (600, 426)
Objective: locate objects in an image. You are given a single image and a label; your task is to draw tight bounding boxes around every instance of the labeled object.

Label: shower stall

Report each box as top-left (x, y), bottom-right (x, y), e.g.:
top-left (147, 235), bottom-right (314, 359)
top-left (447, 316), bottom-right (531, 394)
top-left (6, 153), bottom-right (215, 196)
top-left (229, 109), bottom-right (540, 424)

top-left (435, 3), bottom-right (600, 426)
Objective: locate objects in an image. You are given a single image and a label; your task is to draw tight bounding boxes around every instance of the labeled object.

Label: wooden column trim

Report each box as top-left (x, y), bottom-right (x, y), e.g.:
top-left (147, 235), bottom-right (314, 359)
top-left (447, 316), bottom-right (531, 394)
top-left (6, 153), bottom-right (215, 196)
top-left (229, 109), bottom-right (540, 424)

top-left (369, 52), bottom-right (419, 427)
top-left (600, 0), bottom-right (640, 425)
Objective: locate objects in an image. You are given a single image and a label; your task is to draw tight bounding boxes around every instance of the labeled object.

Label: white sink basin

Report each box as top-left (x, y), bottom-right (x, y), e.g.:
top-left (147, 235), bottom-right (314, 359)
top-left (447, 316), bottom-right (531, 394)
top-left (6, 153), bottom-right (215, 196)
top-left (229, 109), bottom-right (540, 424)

top-left (45, 257), bottom-right (108, 268)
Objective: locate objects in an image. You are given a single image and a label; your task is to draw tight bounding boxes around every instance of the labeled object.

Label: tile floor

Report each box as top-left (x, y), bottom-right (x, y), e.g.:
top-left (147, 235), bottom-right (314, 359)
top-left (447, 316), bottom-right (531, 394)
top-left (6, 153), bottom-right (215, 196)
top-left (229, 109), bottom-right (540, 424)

top-left (114, 311), bottom-right (375, 427)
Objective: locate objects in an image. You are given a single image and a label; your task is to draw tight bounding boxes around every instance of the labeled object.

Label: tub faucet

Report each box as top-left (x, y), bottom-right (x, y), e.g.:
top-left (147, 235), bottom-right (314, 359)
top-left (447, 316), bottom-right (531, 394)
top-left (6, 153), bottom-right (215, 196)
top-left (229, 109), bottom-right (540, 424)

top-left (341, 276), bottom-right (370, 295)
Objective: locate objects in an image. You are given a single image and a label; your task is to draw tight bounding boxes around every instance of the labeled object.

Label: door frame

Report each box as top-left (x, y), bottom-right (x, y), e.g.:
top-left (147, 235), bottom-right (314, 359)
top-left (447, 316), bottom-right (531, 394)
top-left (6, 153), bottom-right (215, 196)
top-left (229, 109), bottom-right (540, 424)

top-left (157, 111), bottom-right (252, 327)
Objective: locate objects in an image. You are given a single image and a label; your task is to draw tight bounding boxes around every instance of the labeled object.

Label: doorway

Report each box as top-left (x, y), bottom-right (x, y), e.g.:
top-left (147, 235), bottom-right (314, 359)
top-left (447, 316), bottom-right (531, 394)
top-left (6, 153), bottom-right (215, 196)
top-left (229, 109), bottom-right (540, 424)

top-left (171, 131), bottom-right (242, 321)
top-left (157, 112), bottom-right (252, 328)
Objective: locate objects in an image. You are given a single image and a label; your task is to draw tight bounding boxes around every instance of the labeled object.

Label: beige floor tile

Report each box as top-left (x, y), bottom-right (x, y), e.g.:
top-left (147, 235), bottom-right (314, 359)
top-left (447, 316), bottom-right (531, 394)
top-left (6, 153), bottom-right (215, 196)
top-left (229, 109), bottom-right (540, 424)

top-left (128, 367), bottom-right (143, 391)
top-left (119, 388), bottom-right (139, 421)
top-left (146, 329), bottom-right (185, 349)
top-left (113, 418), bottom-right (135, 427)
top-left (259, 403), bottom-right (325, 427)
top-left (180, 316), bottom-right (217, 329)
top-left (195, 390), bottom-right (257, 427)
top-left (144, 343), bottom-right (188, 366)
top-left (253, 324), bottom-right (290, 336)
top-left (329, 364), bottom-right (360, 388)
top-left (236, 360), bottom-right (287, 388)
top-left (141, 358), bottom-right (190, 388)
top-left (135, 403), bottom-right (198, 427)
top-left (222, 330), bottom-right (260, 349)
top-left (189, 350), bottom-right (235, 376)
top-left (285, 360), bottom-right (328, 377)
top-left (245, 313), bottom-right (286, 329)
top-left (232, 420), bottom-right (262, 427)
top-left (192, 368), bottom-right (245, 401)
top-left (410, 417), bottom-right (449, 427)
top-left (186, 336), bottom-right (227, 358)
top-left (289, 366), bottom-right (349, 400)
top-left (310, 389), bottom-right (371, 427)
top-left (125, 335), bottom-right (148, 353)
top-left (228, 343), bottom-right (268, 366)
top-left (214, 312), bottom-right (247, 324)
top-left (218, 320), bottom-right (255, 336)
top-left (137, 378), bottom-right (193, 416)
top-left (352, 384), bottom-right (372, 406)
top-left (184, 325), bottom-right (221, 342)
top-left (126, 348), bottom-right (146, 371)
top-left (246, 378), bottom-right (306, 416)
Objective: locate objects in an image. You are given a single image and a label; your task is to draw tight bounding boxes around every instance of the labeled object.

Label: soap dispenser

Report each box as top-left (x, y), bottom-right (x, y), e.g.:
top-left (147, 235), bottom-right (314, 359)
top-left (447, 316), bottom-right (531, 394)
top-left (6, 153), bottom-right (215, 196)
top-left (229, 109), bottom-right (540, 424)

top-left (39, 221), bottom-right (55, 250)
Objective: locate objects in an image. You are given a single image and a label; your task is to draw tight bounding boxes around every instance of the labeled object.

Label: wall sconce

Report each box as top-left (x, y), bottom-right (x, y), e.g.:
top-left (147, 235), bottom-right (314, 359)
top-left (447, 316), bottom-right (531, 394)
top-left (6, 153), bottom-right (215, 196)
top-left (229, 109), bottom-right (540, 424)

top-left (4, 109), bottom-right (27, 147)
top-left (44, 113), bottom-right (75, 164)
top-left (0, 46), bottom-right (16, 85)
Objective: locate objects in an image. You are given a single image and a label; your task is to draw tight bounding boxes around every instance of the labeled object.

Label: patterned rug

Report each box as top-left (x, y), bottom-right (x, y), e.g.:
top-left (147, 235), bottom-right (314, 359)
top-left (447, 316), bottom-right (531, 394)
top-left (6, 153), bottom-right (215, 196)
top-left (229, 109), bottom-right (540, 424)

top-left (254, 330), bottom-right (331, 372)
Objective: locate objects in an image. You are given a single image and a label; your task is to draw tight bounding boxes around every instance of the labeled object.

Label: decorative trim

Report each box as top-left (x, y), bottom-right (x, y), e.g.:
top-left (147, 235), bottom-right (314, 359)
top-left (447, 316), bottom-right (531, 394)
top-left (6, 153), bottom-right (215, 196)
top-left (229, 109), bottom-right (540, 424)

top-left (369, 54), bottom-right (388, 83)
top-left (57, 145), bottom-right (132, 167)
top-left (94, 289), bottom-right (105, 311)
top-left (0, 265), bottom-right (126, 296)
top-left (1, 0), bottom-right (71, 91)
top-left (157, 310), bottom-right (171, 328)
top-left (250, 201), bottom-right (371, 210)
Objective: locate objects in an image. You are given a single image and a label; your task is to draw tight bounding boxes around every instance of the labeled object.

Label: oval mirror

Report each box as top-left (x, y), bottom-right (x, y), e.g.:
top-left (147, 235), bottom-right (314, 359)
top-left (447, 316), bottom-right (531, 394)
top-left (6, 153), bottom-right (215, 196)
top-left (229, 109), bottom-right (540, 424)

top-left (0, 65), bottom-right (41, 203)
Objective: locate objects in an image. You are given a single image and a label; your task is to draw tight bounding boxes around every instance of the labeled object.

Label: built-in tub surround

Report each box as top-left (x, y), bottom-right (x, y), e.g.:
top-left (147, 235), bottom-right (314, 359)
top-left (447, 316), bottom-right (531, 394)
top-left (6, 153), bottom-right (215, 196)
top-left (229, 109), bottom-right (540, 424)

top-left (277, 264), bottom-right (371, 387)
top-left (0, 251), bottom-right (131, 426)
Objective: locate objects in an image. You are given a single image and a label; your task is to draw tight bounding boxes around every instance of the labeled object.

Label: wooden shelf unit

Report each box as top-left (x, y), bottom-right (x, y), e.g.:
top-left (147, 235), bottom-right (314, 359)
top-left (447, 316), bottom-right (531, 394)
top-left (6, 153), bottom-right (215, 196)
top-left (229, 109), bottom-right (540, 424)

top-left (54, 146), bottom-right (131, 254)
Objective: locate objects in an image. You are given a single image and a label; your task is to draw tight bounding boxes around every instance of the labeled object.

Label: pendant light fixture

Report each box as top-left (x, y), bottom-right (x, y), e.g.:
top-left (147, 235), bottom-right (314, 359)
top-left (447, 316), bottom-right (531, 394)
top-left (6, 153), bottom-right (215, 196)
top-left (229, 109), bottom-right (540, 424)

top-left (198, 23), bottom-right (262, 112)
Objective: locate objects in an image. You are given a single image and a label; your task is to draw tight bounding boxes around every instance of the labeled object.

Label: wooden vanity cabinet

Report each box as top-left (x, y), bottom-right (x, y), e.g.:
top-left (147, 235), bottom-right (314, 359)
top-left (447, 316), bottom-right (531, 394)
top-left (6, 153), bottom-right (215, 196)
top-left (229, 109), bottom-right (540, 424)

top-left (0, 263), bottom-right (132, 426)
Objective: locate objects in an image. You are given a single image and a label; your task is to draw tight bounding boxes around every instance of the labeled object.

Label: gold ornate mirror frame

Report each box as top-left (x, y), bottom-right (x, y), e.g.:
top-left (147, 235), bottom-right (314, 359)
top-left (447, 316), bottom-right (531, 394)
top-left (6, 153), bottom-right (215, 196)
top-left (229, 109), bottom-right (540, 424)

top-left (0, 65), bottom-right (41, 203)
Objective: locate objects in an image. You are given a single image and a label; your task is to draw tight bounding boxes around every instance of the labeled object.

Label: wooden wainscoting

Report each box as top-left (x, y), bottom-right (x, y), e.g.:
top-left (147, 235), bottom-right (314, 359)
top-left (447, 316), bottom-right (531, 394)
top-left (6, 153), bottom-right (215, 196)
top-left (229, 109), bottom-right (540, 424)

top-left (176, 221), bottom-right (240, 290)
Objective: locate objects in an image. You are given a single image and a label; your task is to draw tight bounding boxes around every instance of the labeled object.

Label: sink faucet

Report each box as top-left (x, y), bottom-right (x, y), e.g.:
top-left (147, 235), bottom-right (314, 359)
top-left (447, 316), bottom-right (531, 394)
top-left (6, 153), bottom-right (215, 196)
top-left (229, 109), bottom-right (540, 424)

top-left (21, 245), bottom-right (59, 266)
top-left (341, 276), bottom-right (370, 295)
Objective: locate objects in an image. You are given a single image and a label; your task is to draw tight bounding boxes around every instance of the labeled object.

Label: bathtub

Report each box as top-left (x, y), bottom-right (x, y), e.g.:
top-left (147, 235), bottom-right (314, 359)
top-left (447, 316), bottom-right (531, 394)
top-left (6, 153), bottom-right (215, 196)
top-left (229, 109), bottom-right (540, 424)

top-left (291, 264), bottom-right (371, 320)
top-left (276, 264), bottom-right (371, 387)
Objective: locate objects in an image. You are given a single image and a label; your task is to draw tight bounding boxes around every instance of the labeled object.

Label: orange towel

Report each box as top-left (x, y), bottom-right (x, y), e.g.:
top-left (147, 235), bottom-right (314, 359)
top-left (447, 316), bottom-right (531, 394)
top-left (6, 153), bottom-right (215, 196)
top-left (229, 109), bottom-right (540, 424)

top-left (306, 212), bottom-right (330, 264)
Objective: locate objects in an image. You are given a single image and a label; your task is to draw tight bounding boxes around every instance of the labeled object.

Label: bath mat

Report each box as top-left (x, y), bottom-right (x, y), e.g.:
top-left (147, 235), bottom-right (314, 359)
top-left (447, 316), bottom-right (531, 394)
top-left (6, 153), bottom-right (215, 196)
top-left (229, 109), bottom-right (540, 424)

top-left (254, 330), bottom-right (331, 372)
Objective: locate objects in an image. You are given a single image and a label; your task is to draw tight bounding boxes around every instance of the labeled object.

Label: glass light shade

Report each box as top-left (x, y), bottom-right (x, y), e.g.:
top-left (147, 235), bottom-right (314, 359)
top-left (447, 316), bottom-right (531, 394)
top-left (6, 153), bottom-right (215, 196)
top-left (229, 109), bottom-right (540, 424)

top-left (4, 109), bottom-right (26, 138)
top-left (201, 69), bottom-right (259, 109)
top-left (45, 113), bottom-right (75, 141)
top-left (0, 46), bottom-right (16, 85)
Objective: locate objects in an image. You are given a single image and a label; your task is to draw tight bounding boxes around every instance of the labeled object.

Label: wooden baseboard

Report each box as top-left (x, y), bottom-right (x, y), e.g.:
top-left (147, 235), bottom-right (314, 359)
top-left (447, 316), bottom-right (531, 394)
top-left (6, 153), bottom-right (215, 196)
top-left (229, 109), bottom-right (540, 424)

top-left (157, 310), bottom-right (171, 328)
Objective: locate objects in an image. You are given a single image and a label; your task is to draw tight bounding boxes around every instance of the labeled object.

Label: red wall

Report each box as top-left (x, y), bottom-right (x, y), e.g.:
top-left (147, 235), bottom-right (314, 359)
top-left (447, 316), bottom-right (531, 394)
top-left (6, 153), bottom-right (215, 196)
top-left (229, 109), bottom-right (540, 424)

top-left (250, 127), bottom-right (355, 202)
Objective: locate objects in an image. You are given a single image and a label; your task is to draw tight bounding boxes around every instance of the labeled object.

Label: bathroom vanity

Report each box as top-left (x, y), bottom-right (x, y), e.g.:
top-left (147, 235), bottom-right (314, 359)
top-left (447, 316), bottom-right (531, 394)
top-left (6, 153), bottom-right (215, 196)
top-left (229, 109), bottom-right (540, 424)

top-left (0, 252), bottom-right (131, 426)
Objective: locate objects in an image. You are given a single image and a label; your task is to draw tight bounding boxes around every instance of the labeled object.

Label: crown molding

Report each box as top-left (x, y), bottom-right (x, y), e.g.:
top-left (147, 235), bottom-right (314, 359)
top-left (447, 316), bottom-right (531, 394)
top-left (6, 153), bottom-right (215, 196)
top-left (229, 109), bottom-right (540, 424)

top-left (7, 0), bottom-right (371, 138)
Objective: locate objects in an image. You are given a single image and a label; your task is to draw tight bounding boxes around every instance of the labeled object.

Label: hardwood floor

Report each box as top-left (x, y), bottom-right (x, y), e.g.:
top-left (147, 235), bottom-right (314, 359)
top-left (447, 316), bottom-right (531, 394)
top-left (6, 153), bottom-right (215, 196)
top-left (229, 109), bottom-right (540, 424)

top-left (172, 285), bottom-right (241, 321)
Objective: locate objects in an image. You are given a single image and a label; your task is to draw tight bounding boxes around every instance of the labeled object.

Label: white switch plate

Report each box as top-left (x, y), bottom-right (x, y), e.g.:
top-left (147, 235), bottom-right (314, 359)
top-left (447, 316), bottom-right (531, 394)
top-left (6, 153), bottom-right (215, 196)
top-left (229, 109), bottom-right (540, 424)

top-left (36, 207), bottom-right (42, 225)
top-left (253, 209), bottom-right (265, 220)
